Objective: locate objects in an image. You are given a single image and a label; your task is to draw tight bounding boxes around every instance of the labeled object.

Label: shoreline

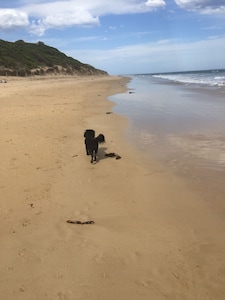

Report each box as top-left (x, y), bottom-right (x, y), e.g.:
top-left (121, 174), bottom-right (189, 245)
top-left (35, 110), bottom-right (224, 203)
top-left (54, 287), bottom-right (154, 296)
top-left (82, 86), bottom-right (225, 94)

top-left (1, 75), bottom-right (225, 299)
top-left (112, 75), bottom-right (225, 210)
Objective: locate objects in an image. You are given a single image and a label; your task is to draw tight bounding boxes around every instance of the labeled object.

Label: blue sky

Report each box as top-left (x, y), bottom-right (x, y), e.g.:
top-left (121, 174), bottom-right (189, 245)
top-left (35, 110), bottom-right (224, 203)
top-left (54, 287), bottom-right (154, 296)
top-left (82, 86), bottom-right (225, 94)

top-left (0, 0), bottom-right (225, 75)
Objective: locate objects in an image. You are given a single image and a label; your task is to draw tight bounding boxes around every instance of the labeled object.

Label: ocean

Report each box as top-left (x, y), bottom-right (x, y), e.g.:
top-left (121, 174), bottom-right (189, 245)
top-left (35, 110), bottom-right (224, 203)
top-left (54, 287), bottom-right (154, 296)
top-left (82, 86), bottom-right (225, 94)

top-left (110, 69), bottom-right (225, 201)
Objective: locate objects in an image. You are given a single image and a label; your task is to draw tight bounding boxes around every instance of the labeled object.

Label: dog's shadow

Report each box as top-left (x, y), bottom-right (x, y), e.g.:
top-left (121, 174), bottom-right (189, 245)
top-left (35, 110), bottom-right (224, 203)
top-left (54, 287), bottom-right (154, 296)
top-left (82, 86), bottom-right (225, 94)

top-left (86, 147), bottom-right (120, 164)
top-left (97, 147), bottom-right (108, 161)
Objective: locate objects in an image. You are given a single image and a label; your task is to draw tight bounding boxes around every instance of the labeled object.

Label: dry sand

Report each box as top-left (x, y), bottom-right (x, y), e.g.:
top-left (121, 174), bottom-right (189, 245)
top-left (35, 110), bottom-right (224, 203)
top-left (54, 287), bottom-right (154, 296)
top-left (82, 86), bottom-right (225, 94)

top-left (1, 75), bottom-right (225, 300)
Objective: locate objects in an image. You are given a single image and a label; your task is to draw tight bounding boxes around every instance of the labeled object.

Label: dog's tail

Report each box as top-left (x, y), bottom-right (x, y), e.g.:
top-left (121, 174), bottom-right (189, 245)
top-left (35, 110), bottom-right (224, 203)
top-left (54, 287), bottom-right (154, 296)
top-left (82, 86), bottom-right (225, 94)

top-left (96, 134), bottom-right (105, 143)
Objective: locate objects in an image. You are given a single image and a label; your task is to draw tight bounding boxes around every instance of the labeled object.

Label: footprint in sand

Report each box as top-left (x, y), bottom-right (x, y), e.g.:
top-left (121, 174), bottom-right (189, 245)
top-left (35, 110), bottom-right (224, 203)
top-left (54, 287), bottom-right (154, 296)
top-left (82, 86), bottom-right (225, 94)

top-left (136, 279), bottom-right (152, 289)
top-left (57, 291), bottom-right (72, 300)
top-left (54, 216), bottom-right (89, 248)
top-left (54, 221), bottom-right (74, 241)
top-left (124, 251), bottom-right (142, 265)
top-left (21, 219), bottom-right (31, 227)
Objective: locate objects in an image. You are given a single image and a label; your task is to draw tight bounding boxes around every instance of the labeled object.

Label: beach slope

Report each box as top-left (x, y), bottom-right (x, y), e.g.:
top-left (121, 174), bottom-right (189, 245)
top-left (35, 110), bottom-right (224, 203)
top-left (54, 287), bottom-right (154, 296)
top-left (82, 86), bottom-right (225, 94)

top-left (1, 76), bottom-right (225, 300)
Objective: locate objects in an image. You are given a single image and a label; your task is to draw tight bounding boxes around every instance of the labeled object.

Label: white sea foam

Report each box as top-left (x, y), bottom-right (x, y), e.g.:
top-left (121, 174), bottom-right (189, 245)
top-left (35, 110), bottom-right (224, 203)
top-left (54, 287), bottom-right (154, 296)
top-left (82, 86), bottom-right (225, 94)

top-left (152, 69), bottom-right (225, 87)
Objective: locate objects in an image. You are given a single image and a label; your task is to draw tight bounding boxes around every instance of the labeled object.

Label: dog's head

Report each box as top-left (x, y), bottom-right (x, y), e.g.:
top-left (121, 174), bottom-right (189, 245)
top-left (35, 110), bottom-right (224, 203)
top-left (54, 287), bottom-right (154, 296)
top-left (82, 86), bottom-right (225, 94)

top-left (84, 129), bottom-right (95, 138)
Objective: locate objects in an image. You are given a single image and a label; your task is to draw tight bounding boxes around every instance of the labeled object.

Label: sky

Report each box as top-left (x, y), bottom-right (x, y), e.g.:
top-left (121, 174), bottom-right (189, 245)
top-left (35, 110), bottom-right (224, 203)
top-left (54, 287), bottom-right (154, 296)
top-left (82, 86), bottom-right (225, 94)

top-left (0, 0), bottom-right (225, 75)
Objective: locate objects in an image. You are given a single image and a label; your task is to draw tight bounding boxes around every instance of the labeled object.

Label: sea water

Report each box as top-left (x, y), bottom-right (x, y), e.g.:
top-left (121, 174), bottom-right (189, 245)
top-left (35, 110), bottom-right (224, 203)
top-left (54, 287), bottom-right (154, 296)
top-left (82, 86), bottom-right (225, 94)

top-left (110, 70), bottom-right (225, 198)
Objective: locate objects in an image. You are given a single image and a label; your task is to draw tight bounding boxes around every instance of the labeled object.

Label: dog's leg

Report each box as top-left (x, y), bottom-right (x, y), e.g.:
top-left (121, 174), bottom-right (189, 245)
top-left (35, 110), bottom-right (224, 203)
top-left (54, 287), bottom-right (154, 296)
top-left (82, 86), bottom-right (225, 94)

top-left (85, 142), bottom-right (90, 155)
top-left (90, 150), bottom-right (96, 163)
top-left (90, 151), bottom-right (94, 163)
top-left (93, 150), bottom-right (97, 162)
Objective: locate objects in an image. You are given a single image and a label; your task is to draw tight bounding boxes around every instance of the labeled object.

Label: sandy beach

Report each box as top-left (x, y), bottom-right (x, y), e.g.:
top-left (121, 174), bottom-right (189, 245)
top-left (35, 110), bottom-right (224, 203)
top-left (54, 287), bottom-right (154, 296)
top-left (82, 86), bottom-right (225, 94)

top-left (1, 75), bottom-right (225, 300)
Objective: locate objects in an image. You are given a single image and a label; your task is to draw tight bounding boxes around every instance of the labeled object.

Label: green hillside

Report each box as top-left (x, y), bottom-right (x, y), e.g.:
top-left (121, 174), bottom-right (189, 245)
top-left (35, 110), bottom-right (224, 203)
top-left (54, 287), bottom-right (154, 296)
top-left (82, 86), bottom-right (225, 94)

top-left (0, 39), bottom-right (108, 76)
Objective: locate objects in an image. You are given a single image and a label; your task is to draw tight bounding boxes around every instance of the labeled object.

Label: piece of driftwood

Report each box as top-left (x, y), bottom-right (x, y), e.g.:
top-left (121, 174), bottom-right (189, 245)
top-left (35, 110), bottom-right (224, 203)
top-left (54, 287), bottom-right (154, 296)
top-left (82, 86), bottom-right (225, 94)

top-left (105, 152), bottom-right (116, 157)
top-left (105, 152), bottom-right (122, 159)
top-left (66, 220), bottom-right (95, 225)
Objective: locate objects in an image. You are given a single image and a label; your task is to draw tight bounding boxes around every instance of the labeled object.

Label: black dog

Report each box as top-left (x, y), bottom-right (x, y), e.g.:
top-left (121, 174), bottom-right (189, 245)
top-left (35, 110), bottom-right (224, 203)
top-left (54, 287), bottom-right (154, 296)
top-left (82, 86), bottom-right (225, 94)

top-left (84, 129), bottom-right (105, 163)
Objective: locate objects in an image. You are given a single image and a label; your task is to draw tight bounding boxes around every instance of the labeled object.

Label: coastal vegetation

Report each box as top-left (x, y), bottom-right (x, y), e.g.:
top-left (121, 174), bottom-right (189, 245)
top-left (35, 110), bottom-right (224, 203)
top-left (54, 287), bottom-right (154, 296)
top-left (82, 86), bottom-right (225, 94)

top-left (0, 39), bottom-right (108, 77)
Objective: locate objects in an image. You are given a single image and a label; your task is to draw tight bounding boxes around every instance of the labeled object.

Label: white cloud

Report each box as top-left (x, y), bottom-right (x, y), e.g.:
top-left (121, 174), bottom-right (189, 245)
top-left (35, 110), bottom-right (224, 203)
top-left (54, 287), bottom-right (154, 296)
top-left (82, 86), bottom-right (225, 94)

top-left (175, 0), bottom-right (225, 14)
top-left (0, 0), bottom-right (223, 36)
top-left (146, 0), bottom-right (166, 9)
top-left (0, 0), bottom-right (166, 35)
top-left (43, 11), bottom-right (99, 27)
top-left (0, 9), bottom-right (29, 30)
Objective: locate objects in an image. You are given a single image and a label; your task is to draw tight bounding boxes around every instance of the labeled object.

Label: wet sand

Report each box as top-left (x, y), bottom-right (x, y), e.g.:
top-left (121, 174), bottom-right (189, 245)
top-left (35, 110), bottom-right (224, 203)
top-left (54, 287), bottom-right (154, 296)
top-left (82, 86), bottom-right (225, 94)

top-left (1, 75), bottom-right (225, 300)
top-left (112, 76), bottom-right (225, 213)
